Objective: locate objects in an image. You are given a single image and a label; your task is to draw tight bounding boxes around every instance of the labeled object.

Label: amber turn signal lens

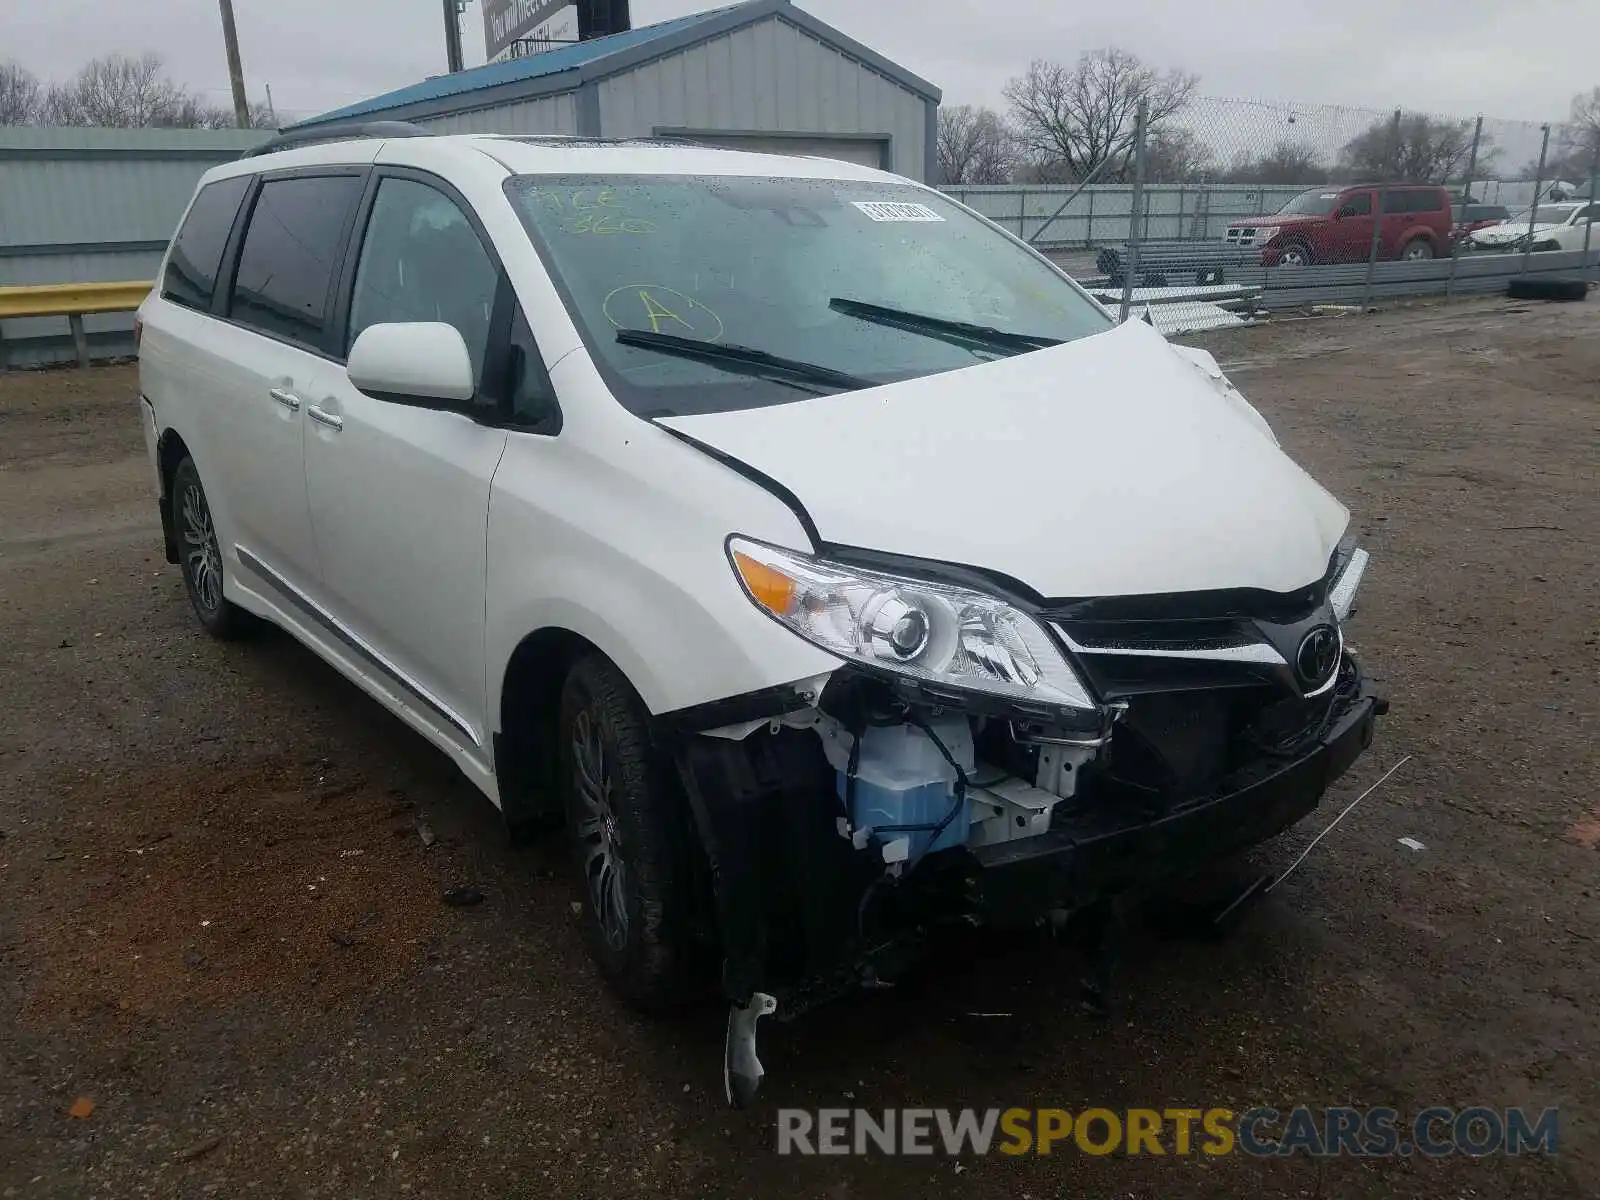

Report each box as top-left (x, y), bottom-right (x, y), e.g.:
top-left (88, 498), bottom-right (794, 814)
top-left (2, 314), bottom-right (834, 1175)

top-left (733, 551), bottom-right (796, 615)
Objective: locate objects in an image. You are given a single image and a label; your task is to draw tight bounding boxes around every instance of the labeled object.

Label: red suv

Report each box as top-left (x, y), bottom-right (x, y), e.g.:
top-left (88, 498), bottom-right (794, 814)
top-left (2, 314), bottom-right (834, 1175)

top-left (1225, 184), bottom-right (1453, 266)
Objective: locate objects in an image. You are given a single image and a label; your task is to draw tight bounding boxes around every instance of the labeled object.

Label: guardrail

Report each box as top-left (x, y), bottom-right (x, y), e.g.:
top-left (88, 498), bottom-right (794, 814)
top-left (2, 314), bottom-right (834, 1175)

top-left (0, 281), bottom-right (152, 368)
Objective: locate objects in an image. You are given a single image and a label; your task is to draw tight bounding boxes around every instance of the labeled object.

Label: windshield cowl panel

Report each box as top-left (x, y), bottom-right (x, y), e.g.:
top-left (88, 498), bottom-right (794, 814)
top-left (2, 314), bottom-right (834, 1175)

top-left (503, 174), bottom-right (1113, 418)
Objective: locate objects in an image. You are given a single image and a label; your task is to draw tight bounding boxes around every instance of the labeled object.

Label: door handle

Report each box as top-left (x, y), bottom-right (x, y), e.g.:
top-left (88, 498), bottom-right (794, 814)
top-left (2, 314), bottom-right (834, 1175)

top-left (269, 387), bottom-right (302, 412)
top-left (307, 404), bottom-right (344, 431)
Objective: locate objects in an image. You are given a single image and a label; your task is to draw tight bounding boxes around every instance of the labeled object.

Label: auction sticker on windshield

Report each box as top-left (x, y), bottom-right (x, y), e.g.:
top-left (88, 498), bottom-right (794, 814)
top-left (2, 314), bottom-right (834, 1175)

top-left (851, 201), bottom-right (945, 223)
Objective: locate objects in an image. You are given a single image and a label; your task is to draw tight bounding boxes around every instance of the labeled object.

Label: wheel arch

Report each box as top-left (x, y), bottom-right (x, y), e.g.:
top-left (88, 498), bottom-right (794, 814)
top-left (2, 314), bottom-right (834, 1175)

top-left (155, 427), bottom-right (193, 564)
top-left (493, 625), bottom-right (610, 834)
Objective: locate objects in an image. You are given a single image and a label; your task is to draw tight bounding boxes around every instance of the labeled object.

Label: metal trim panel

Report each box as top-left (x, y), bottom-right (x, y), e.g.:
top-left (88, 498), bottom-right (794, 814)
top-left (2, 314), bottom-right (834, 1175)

top-left (576, 80), bottom-right (603, 136)
top-left (291, 1), bottom-right (940, 128)
top-left (649, 127), bottom-right (892, 170)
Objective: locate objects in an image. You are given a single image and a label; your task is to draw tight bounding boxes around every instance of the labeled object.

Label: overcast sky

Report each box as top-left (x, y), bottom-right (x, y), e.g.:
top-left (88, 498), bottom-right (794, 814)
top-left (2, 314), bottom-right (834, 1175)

top-left (7, 0), bottom-right (1593, 131)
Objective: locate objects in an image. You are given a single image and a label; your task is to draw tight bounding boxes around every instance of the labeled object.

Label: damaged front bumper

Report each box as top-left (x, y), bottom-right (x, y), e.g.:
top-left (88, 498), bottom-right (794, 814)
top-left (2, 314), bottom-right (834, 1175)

top-left (674, 656), bottom-right (1386, 1021)
top-left (967, 673), bottom-right (1383, 925)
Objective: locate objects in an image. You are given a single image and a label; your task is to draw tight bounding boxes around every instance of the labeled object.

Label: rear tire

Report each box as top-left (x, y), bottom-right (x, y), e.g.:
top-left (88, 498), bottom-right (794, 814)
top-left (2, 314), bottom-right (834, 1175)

top-left (557, 654), bottom-right (709, 1009)
top-left (1399, 238), bottom-right (1435, 262)
top-left (172, 457), bottom-right (251, 640)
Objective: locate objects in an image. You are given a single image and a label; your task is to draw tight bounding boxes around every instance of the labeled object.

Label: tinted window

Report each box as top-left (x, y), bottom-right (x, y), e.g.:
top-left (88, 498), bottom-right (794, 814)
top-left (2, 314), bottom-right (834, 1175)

top-left (229, 175), bottom-right (363, 350)
top-left (348, 177), bottom-right (498, 386)
top-left (161, 176), bottom-right (250, 311)
top-left (1382, 190), bottom-right (1428, 214)
top-left (1339, 193), bottom-right (1373, 217)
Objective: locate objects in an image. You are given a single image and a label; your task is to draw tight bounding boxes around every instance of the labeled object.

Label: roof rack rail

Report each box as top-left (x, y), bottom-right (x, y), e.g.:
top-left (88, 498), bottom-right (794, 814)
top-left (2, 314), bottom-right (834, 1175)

top-left (241, 121), bottom-right (431, 159)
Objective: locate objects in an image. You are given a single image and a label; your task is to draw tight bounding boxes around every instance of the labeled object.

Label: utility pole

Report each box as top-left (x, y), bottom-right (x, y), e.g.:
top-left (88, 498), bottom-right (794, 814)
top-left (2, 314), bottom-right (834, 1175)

top-left (442, 0), bottom-right (465, 73)
top-left (217, 0), bottom-right (251, 128)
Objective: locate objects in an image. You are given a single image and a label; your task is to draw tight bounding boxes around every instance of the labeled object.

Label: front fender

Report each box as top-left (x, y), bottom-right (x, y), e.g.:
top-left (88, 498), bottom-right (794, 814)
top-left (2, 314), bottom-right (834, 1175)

top-left (484, 412), bottom-right (840, 728)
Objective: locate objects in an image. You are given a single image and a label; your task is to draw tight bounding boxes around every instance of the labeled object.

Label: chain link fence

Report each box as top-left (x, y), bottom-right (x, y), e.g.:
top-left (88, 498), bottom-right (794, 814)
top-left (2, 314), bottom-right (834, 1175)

top-left (944, 94), bottom-right (1599, 331)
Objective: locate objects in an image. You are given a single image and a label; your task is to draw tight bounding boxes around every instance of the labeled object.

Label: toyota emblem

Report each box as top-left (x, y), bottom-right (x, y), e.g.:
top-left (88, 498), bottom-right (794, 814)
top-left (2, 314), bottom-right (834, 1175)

top-left (1296, 625), bottom-right (1341, 687)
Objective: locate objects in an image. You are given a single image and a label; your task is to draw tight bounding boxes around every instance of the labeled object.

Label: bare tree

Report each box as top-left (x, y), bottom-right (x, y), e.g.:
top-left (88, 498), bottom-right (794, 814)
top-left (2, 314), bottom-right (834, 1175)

top-left (1338, 112), bottom-right (1491, 183)
top-left (936, 104), bottom-right (1013, 185)
top-left (1002, 49), bottom-right (1198, 183)
top-left (1549, 87), bottom-right (1600, 181)
top-left (0, 60), bottom-right (41, 125)
top-left (1142, 126), bottom-right (1215, 183)
top-left (32, 52), bottom-right (269, 129)
top-left (41, 53), bottom-right (189, 126)
top-left (1225, 141), bottom-right (1328, 185)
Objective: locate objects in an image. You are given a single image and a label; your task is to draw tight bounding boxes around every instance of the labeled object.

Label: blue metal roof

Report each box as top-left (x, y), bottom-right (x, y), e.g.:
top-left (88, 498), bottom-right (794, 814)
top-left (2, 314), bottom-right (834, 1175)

top-left (297, 3), bottom-right (749, 128)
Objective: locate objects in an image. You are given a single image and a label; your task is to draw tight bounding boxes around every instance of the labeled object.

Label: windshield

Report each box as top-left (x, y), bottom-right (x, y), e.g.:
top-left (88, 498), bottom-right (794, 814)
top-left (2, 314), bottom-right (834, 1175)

top-left (1276, 189), bottom-right (1343, 216)
top-left (504, 174), bottom-right (1112, 416)
top-left (1504, 205), bottom-right (1579, 226)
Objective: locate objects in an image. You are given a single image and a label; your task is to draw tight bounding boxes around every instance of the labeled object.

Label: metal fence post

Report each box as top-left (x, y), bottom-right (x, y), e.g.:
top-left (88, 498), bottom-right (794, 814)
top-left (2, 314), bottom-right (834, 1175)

top-left (1361, 108), bottom-right (1402, 311)
top-left (1015, 189), bottom-right (1026, 239)
top-left (1521, 124), bottom-right (1550, 276)
top-left (1446, 115), bottom-right (1483, 300)
top-left (1119, 98), bottom-right (1150, 323)
top-left (1585, 168), bottom-right (1599, 281)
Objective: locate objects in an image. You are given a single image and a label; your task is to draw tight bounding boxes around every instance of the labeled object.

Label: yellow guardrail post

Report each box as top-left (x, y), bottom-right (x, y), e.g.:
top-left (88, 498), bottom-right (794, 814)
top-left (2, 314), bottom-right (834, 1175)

top-left (0, 281), bottom-right (153, 368)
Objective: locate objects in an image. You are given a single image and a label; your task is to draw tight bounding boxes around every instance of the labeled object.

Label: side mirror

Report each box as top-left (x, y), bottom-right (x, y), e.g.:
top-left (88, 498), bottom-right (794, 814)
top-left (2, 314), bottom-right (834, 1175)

top-left (347, 322), bottom-right (475, 405)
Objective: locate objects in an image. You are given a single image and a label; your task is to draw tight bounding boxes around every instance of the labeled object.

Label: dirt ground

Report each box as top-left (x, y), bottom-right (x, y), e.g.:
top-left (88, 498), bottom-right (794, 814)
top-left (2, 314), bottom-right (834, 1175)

top-left (1, 296), bottom-right (1597, 1198)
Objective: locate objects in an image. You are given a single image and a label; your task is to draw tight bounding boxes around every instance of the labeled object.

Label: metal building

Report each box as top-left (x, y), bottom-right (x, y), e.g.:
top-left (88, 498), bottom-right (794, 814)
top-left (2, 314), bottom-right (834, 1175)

top-left (289, 0), bottom-right (941, 181)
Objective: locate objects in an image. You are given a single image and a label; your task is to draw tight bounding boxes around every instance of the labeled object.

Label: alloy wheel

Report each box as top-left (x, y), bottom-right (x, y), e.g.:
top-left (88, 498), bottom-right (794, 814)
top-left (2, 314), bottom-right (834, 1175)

top-left (571, 707), bottom-right (629, 950)
top-left (180, 480), bottom-right (223, 615)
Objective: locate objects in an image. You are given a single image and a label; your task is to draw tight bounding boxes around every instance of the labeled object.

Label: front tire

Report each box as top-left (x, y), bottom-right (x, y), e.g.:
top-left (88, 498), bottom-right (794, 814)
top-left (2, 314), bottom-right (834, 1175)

top-left (557, 654), bottom-right (708, 1009)
top-left (1276, 242), bottom-right (1314, 267)
top-left (172, 457), bottom-right (250, 639)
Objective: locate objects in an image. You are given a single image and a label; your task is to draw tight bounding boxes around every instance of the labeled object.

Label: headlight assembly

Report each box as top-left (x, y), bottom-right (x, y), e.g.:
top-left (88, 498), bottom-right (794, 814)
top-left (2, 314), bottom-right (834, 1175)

top-left (728, 537), bottom-right (1096, 712)
top-left (1253, 225), bottom-right (1281, 243)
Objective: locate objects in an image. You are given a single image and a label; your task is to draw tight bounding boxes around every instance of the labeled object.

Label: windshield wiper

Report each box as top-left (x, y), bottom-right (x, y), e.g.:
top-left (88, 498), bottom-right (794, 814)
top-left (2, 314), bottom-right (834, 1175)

top-left (829, 297), bottom-right (1063, 354)
top-left (615, 329), bottom-right (872, 394)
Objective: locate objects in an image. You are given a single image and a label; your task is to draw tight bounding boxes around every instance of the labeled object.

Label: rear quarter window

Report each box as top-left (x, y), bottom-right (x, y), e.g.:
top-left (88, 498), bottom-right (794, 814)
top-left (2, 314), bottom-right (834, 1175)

top-left (1382, 190), bottom-right (1439, 214)
top-left (161, 176), bottom-right (251, 312)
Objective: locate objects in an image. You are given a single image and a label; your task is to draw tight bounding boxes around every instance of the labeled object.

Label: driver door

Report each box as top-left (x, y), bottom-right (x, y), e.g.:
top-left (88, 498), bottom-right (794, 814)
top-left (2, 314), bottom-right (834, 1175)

top-left (1328, 190), bottom-right (1375, 263)
top-left (303, 171), bottom-right (509, 755)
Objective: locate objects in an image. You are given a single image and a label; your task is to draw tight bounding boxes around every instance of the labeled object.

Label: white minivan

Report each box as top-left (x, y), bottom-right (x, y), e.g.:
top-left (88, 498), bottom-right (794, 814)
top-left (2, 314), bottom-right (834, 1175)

top-left (140, 126), bottom-right (1384, 1103)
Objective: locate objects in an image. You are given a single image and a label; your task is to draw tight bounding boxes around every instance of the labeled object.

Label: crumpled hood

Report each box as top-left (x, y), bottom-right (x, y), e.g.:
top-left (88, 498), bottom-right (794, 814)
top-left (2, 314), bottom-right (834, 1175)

top-left (1470, 221), bottom-right (1558, 244)
top-left (660, 319), bottom-right (1349, 599)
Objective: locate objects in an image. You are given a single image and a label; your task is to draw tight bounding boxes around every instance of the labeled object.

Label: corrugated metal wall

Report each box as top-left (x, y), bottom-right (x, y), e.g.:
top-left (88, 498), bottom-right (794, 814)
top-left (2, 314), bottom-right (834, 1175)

top-left (597, 14), bottom-right (929, 179)
top-left (942, 183), bottom-right (1311, 248)
top-left (417, 92), bottom-right (582, 135)
top-left (0, 127), bottom-right (267, 367)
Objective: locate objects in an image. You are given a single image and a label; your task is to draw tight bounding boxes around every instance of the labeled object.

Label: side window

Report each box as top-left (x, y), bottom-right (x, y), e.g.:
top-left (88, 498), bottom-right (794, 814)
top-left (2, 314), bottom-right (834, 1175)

top-left (348, 177), bottom-right (498, 389)
top-left (506, 304), bottom-right (560, 431)
top-left (1577, 205), bottom-right (1600, 224)
top-left (1380, 190), bottom-right (1421, 214)
top-left (229, 175), bottom-right (363, 350)
top-left (1339, 193), bottom-right (1373, 217)
top-left (161, 176), bottom-right (251, 312)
